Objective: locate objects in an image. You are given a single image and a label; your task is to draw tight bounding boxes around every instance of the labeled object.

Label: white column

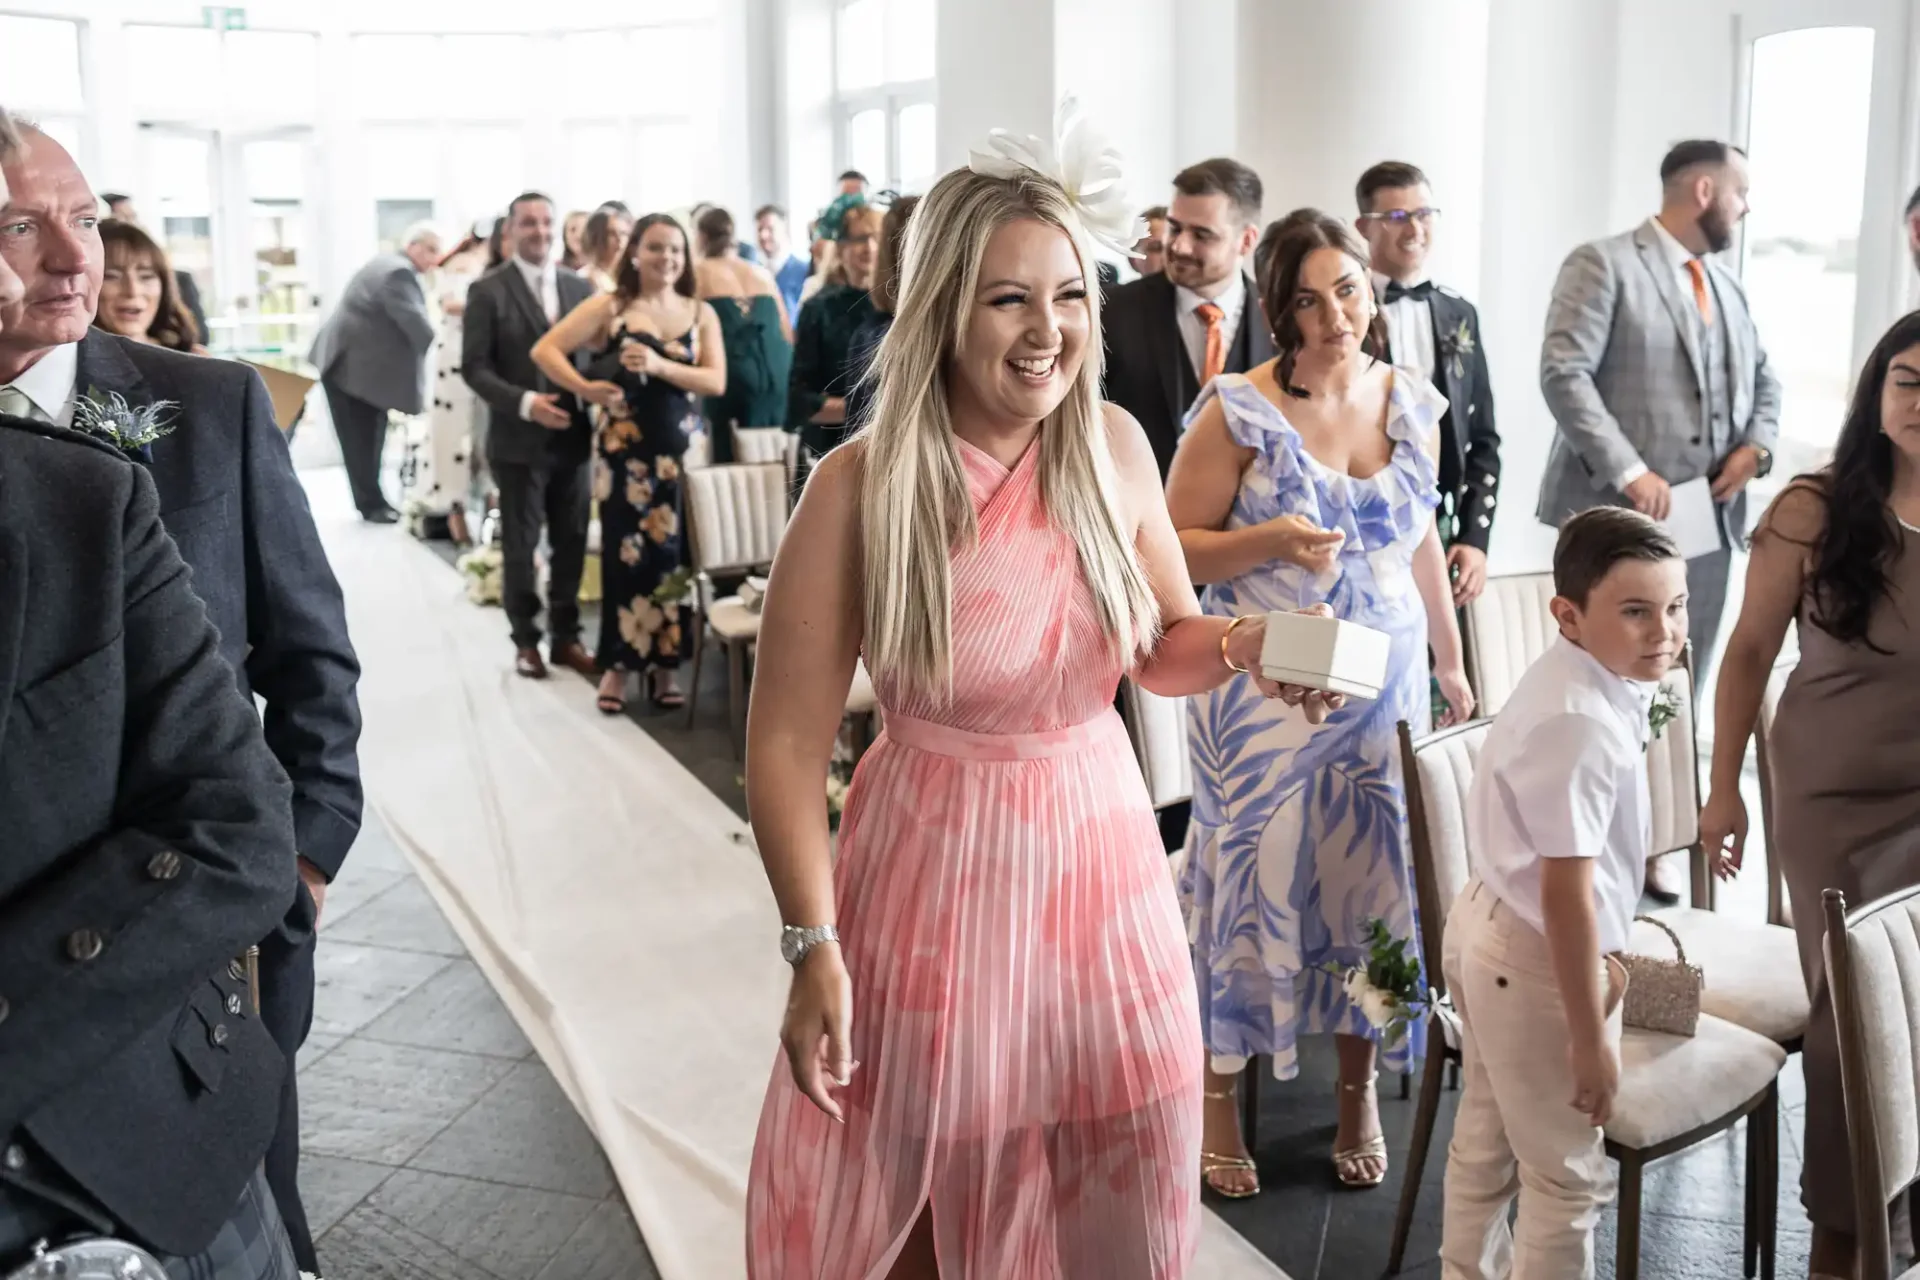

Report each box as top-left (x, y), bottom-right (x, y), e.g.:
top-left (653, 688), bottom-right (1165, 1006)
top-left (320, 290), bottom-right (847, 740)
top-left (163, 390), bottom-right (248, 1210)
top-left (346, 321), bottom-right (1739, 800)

top-left (934, 0), bottom-right (1054, 173)
top-left (1233, 0), bottom-right (1491, 297)
top-left (1055, 0), bottom-right (1176, 204)
top-left (1173, 0), bottom-right (1238, 165)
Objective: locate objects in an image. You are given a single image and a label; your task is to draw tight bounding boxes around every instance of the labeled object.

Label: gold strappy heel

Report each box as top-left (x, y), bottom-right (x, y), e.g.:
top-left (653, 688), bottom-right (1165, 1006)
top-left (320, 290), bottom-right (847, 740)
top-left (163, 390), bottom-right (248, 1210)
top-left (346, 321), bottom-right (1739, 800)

top-left (1333, 1073), bottom-right (1388, 1188)
top-left (1200, 1087), bottom-right (1260, 1199)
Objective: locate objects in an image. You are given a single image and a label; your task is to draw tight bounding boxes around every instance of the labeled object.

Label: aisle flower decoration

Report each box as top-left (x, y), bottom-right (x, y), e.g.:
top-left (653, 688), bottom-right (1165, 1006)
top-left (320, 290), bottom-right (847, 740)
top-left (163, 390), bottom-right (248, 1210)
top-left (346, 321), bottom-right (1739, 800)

top-left (1319, 918), bottom-right (1429, 1049)
top-left (455, 545), bottom-right (503, 607)
top-left (968, 96), bottom-right (1141, 260)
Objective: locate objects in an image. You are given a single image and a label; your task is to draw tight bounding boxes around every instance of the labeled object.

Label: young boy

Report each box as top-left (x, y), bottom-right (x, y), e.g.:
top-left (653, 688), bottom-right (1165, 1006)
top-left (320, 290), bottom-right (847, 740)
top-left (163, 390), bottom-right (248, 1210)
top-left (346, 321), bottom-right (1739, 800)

top-left (1440, 507), bottom-right (1688, 1279)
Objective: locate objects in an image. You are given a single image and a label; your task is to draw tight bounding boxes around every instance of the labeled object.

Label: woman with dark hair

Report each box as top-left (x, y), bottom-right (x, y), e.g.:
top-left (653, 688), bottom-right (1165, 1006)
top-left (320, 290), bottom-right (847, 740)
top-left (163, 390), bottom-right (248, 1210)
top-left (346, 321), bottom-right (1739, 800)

top-left (1702, 310), bottom-right (1920, 1280)
top-left (486, 215), bottom-right (507, 269)
top-left (531, 214), bottom-right (725, 713)
top-left (93, 219), bottom-right (205, 353)
top-left (1164, 210), bottom-right (1471, 1198)
top-left (787, 200), bottom-right (881, 493)
top-left (580, 206), bottom-right (635, 294)
top-left (842, 193), bottom-right (918, 432)
top-left (692, 206), bottom-right (791, 464)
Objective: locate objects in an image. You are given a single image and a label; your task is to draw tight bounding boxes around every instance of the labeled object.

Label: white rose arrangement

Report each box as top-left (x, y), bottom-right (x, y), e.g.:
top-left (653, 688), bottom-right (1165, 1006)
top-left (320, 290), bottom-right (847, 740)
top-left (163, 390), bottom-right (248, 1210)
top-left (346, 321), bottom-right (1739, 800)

top-left (1321, 918), bottom-right (1429, 1049)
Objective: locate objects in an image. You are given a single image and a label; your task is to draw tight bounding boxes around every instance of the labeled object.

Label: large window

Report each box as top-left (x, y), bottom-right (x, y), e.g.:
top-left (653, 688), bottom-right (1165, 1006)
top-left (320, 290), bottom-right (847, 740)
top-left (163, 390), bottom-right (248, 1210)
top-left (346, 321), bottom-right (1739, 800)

top-left (554, 26), bottom-right (714, 218)
top-left (1, 14), bottom-right (86, 164)
top-left (834, 0), bottom-right (936, 192)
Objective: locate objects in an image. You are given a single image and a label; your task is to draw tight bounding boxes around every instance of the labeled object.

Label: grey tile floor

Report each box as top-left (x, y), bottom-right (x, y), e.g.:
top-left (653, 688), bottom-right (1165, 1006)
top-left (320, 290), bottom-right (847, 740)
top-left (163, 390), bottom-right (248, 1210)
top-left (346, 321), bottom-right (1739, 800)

top-left (300, 815), bottom-right (660, 1280)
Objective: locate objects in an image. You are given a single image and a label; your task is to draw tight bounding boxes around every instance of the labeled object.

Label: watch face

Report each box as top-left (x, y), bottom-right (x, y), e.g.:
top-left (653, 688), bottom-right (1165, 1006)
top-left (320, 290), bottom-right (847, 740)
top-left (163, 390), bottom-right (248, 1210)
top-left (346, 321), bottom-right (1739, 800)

top-left (780, 931), bottom-right (803, 965)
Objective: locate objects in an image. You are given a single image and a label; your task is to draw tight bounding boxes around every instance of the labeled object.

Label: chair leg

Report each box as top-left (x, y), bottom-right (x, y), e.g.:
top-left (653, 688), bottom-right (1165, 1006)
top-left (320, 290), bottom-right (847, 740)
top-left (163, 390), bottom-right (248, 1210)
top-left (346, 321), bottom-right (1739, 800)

top-left (726, 640), bottom-right (747, 758)
top-left (1761, 1087), bottom-right (1778, 1280)
top-left (1388, 1047), bottom-right (1449, 1275)
top-left (1400, 1072), bottom-right (1412, 1101)
top-left (1239, 1059), bottom-right (1260, 1147)
top-left (1449, 1059), bottom-right (1460, 1091)
top-left (684, 627), bottom-right (707, 730)
top-left (1616, 1156), bottom-right (1643, 1280)
top-left (1744, 1106), bottom-right (1758, 1279)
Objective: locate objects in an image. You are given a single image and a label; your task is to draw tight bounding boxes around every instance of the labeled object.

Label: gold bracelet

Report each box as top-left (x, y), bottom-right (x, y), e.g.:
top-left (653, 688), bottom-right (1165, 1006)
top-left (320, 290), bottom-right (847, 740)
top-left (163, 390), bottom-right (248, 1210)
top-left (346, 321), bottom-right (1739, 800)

top-left (1221, 615), bottom-right (1257, 675)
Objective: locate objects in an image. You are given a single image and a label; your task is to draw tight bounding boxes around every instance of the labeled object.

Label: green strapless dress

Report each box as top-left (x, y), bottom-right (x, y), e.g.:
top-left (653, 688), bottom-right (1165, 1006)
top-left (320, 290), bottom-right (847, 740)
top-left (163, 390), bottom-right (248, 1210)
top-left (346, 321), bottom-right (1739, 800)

top-left (704, 294), bottom-right (792, 463)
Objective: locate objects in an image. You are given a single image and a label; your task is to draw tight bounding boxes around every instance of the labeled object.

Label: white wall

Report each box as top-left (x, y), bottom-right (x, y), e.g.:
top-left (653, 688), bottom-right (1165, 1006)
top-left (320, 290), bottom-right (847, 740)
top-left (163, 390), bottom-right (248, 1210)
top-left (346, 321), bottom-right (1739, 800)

top-left (1054, 0), bottom-right (1176, 216)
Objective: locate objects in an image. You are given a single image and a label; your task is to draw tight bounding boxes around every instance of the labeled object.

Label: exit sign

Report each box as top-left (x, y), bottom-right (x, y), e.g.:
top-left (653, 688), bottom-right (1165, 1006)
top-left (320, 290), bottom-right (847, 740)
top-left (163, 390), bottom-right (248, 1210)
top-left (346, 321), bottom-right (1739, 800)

top-left (202, 6), bottom-right (247, 29)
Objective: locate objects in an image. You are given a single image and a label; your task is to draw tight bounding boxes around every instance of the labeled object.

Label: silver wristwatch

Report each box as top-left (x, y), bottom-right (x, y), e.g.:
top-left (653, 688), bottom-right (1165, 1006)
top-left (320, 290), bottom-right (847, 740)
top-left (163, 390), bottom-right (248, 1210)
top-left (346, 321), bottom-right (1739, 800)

top-left (780, 924), bottom-right (840, 967)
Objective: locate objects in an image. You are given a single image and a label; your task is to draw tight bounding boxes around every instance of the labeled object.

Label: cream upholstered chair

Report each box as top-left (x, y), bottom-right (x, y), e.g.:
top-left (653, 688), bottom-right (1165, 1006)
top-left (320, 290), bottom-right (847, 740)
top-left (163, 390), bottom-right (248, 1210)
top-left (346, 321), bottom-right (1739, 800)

top-left (1461, 571), bottom-right (1557, 717)
top-left (683, 462), bottom-right (789, 755)
top-left (1824, 885), bottom-right (1920, 1280)
top-left (1640, 662), bottom-right (1810, 1054)
top-left (732, 426), bottom-right (790, 465)
top-left (1391, 718), bottom-right (1788, 1280)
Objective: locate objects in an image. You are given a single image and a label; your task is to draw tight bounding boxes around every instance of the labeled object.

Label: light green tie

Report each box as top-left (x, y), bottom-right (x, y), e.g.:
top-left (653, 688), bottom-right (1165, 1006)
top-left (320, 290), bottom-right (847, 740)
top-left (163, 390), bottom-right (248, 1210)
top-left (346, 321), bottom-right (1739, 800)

top-left (0, 385), bottom-right (41, 422)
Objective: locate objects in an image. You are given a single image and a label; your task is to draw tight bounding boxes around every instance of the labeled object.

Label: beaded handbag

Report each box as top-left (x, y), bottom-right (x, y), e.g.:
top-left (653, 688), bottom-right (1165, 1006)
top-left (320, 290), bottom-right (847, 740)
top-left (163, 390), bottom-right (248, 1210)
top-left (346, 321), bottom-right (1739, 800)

top-left (1620, 915), bottom-right (1703, 1037)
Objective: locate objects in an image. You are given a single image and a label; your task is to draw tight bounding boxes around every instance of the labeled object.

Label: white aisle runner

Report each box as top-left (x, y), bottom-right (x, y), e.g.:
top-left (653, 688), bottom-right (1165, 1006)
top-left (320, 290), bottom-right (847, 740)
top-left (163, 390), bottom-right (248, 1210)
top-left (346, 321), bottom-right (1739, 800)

top-left (315, 477), bottom-right (1288, 1280)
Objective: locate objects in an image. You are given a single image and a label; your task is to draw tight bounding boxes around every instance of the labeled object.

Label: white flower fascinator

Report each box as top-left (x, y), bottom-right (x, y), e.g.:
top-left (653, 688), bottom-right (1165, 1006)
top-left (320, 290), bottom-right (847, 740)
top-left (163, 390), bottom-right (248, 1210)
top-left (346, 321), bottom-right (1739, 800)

top-left (967, 97), bottom-right (1142, 260)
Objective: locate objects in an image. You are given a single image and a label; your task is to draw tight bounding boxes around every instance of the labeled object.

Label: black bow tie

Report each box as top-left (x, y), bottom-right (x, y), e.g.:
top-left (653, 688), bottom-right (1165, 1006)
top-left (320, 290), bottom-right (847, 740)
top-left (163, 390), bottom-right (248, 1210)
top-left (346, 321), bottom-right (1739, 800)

top-left (1384, 280), bottom-right (1435, 304)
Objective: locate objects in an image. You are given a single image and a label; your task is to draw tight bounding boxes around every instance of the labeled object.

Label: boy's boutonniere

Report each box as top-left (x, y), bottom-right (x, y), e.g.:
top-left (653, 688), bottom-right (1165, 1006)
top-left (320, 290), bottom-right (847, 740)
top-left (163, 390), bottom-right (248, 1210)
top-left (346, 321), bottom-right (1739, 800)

top-left (1437, 317), bottom-right (1475, 381)
top-left (1319, 918), bottom-right (1429, 1048)
top-left (1646, 685), bottom-right (1680, 749)
top-left (73, 386), bottom-right (179, 452)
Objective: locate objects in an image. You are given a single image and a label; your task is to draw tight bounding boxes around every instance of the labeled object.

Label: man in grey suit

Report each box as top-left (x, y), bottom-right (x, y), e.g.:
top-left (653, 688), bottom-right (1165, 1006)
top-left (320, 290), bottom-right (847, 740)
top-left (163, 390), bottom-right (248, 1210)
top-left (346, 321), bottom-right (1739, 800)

top-left (1538, 139), bottom-right (1781, 681)
top-left (309, 224), bottom-right (442, 522)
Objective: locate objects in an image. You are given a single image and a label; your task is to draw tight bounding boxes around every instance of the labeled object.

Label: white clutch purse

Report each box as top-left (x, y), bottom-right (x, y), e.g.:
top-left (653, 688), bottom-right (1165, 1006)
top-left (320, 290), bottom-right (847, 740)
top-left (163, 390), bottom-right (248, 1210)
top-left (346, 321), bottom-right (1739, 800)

top-left (1258, 609), bottom-right (1393, 701)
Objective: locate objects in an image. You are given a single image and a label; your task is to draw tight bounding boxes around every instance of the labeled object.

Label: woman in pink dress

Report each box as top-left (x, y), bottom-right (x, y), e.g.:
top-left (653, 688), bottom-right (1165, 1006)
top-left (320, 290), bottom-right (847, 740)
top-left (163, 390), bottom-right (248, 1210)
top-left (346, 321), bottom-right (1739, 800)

top-left (741, 151), bottom-right (1340, 1277)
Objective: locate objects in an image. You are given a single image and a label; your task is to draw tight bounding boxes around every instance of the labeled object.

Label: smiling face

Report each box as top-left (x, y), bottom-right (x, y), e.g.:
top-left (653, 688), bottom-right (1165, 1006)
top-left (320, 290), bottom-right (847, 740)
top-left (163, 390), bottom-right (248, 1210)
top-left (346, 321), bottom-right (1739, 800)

top-left (98, 243), bottom-right (163, 341)
top-left (947, 217), bottom-right (1091, 428)
top-left (1554, 557), bottom-right (1689, 683)
top-left (1358, 182), bottom-right (1435, 283)
top-left (1288, 245), bottom-right (1372, 358)
top-left (757, 211), bottom-right (787, 261)
top-left (508, 196), bottom-right (553, 267)
top-left (632, 220), bottom-right (687, 293)
top-left (0, 128), bottom-right (103, 363)
top-left (838, 208), bottom-right (882, 290)
top-left (1165, 192), bottom-right (1254, 292)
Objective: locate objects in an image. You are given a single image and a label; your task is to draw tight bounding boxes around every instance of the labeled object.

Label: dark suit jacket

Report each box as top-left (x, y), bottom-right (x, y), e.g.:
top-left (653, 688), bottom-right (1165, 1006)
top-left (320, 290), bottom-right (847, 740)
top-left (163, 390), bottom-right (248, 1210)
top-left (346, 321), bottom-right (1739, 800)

top-left (0, 415), bottom-right (294, 1256)
top-left (461, 261), bottom-right (596, 468)
top-left (307, 252), bottom-right (436, 414)
top-left (75, 330), bottom-right (364, 880)
top-left (1381, 286), bottom-right (1502, 552)
top-left (1103, 271), bottom-right (1276, 478)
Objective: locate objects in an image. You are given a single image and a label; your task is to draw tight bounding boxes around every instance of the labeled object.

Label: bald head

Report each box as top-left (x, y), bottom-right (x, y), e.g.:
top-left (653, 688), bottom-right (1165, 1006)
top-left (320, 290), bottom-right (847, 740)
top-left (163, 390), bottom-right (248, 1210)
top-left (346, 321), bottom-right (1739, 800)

top-left (0, 120), bottom-right (103, 378)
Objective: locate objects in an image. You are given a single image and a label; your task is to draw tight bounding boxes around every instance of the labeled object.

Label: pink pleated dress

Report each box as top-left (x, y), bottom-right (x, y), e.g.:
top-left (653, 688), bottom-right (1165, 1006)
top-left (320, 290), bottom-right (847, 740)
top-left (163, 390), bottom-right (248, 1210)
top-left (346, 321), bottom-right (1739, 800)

top-left (746, 438), bottom-right (1203, 1278)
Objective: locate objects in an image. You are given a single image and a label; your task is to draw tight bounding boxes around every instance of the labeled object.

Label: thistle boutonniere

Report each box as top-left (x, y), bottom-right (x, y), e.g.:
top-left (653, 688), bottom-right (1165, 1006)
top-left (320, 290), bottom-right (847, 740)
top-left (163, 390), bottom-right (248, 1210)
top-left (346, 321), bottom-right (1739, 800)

top-left (1646, 685), bottom-right (1680, 750)
top-left (73, 385), bottom-right (179, 452)
top-left (1437, 317), bottom-right (1476, 381)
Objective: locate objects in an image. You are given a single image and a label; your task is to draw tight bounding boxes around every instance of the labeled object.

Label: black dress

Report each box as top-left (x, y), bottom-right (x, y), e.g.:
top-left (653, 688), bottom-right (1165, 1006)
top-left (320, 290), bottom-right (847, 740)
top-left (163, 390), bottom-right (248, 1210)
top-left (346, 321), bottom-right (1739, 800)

top-left (586, 325), bottom-right (702, 676)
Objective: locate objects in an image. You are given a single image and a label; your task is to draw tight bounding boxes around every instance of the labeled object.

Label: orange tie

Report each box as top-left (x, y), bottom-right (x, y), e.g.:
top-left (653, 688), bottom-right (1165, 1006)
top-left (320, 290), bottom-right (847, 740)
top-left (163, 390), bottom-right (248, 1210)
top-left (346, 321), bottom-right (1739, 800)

top-left (1684, 259), bottom-right (1713, 326)
top-left (1195, 301), bottom-right (1226, 384)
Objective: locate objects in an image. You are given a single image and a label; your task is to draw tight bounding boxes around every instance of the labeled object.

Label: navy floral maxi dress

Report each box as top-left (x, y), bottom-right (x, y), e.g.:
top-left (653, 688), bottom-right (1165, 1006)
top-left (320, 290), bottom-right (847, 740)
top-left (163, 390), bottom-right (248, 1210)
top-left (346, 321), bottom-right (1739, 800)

top-left (587, 325), bottom-right (701, 677)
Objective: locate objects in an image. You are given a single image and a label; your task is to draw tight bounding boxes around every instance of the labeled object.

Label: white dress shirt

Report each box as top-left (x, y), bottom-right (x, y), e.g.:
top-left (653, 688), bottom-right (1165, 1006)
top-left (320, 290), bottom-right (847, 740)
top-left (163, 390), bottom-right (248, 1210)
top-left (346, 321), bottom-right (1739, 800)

top-left (1373, 271), bottom-right (1437, 382)
top-left (1466, 637), bottom-right (1657, 955)
top-left (1613, 216), bottom-right (1716, 490)
top-left (1174, 271), bottom-right (1247, 386)
top-left (513, 254), bottom-right (561, 424)
top-left (0, 341), bottom-right (80, 427)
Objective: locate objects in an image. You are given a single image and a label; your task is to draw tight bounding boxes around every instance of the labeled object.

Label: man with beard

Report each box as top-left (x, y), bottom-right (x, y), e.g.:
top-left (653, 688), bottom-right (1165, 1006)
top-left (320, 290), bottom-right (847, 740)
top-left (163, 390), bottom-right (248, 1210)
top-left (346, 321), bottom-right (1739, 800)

top-left (1537, 139), bottom-right (1779, 694)
top-left (1104, 159), bottom-right (1275, 479)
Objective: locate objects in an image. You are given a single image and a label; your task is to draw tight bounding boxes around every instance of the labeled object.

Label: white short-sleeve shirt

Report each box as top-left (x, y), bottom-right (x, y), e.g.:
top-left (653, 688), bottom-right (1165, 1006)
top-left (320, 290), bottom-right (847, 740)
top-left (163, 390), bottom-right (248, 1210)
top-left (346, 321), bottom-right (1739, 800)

top-left (1466, 637), bottom-right (1657, 954)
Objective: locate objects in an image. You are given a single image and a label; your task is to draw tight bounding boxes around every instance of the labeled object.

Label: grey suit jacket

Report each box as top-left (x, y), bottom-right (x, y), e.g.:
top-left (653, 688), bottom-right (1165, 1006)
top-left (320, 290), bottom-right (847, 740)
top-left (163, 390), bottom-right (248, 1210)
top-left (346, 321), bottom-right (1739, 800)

top-left (309, 252), bottom-right (436, 415)
top-left (1536, 222), bottom-right (1782, 541)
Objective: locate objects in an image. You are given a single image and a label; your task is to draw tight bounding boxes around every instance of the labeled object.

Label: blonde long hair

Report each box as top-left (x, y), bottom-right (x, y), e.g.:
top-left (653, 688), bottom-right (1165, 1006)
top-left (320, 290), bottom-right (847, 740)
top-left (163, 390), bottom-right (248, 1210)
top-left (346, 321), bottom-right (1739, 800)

top-left (857, 168), bottom-right (1159, 701)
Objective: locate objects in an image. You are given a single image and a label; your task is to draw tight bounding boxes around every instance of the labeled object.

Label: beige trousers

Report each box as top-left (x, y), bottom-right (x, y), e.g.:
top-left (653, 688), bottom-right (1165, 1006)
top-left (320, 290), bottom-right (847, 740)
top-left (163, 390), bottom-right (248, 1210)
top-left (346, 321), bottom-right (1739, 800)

top-left (1440, 879), bottom-right (1627, 1280)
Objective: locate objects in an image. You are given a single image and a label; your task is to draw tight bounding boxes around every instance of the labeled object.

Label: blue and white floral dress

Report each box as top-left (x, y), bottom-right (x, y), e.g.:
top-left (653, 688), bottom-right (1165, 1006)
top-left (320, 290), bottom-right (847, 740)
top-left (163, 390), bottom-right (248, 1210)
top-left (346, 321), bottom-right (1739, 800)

top-left (1181, 369), bottom-right (1445, 1080)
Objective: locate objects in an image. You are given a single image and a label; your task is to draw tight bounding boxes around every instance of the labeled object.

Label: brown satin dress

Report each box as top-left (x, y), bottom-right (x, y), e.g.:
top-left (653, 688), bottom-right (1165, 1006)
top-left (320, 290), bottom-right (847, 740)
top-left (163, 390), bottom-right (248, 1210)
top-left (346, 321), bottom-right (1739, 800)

top-left (1768, 517), bottom-right (1920, 1234)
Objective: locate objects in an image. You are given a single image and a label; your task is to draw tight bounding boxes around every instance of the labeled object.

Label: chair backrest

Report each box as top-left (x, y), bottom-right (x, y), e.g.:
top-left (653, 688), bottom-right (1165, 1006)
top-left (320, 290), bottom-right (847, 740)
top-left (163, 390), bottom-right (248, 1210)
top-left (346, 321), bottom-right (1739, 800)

top-left (1823, 884), bottom-right (1920, 1279)
top-left (1119, 681), bottom-right (1191, 811)
top-left (1645, 662), bottom-right (1700, 863)
top-left (1463, 572), bottom-right (1557, 718)
top-left (1399, 718), bottom-right (1493, 998)
top-left (732, 426), bottom-right (790, 466)
top-left (684, 462), bottom-right (789, 577)
top-left (1754, 660), bottom-right (1794, 927)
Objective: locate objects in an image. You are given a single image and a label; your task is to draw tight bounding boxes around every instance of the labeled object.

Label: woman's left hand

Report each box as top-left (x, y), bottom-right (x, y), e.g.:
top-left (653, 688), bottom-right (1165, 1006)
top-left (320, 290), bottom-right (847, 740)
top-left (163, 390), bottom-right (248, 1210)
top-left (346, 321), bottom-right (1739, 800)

top-left (1436, 666), bottom-right (1476, 728)
top-left (619, 343), bottom-right (658, 376)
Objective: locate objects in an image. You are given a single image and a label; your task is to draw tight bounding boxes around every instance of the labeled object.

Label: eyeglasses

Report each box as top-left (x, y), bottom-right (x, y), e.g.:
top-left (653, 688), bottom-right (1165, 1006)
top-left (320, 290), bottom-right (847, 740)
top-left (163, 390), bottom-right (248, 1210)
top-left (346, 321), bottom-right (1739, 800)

top-left (1359, 208), bottom-right (1441, 226)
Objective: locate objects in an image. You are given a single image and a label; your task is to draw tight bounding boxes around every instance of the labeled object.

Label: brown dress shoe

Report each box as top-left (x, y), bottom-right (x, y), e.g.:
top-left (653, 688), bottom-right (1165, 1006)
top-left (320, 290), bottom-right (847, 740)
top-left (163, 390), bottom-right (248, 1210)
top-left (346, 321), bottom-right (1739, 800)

top-left (549, 641), bottom-right (597, 678)
top-left (515, 648), bottom-right (549, 679)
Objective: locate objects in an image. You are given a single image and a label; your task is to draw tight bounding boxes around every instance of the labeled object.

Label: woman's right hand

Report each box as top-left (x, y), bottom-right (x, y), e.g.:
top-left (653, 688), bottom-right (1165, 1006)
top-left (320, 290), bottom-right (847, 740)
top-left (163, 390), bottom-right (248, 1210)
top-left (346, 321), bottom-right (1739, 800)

top-left (781, 944), bottom-right (856, 1122)
top-left (1263, 514), bottom-right (1346, 573)
top-left (1699, 788), bottom-right (1749, 880)
top-left (582, 379), bottom-right (627, 411)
